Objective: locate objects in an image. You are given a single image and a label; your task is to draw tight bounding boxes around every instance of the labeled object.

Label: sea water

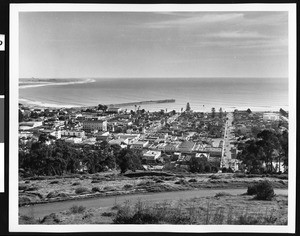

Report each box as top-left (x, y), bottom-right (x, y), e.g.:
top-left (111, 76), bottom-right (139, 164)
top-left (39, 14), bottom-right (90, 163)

top-left (19, 77), bottom-right (288, 112)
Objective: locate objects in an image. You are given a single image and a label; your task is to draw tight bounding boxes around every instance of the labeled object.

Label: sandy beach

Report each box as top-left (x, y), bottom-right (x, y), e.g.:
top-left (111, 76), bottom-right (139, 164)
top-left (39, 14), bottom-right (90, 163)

top-left (19, 78), bottom-right (96, 89)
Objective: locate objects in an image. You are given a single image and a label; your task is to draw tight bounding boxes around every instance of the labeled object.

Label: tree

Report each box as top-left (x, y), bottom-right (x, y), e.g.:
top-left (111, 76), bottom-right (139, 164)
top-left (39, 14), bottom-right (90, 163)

top-left (257, 130), bottom-right (280, 173)
top-left (116, 148), bottom-right (142, 173)
top-left (189, 157), bottom-right (210, 173)
top-left (19, 109), bottom-right (24, 122)
top-left (186, 102), bottom-right (191, 112)
top-left (247, 108), bottom-right (252, 114)
top-left (98, 104), bottom-right (108, 111)
top-left (211, 107), bottom-right (215, 118)
top-left (237, 140), bottom-right (265, 174)
top-left (219, 108), bottom-right (223, 118)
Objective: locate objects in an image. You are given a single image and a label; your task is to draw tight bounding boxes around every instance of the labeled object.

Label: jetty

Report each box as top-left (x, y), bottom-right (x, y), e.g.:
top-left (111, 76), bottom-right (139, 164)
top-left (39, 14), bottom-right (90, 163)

top-left (107, 99), bottom-right (175, 108)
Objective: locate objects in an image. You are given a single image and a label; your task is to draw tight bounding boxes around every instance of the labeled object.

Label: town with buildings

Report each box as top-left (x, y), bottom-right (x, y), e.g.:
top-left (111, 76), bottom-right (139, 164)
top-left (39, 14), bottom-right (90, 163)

top-left (18, 102), bottom-right (289, 174)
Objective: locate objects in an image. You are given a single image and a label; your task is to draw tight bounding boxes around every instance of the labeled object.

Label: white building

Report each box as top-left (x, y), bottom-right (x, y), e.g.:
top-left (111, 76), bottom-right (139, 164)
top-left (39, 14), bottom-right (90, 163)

top-left (64, 137), bottom-right (82, 144)
top-left (83, 120), bottom-right (107, 132)
top-left (61, 130), bottom-right (85, 138)
top-left (263, 113), bottom-right (280, 121)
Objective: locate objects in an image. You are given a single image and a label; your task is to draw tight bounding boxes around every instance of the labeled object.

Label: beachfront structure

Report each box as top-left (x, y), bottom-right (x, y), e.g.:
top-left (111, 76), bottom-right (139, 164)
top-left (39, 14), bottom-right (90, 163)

top-left (107, 107), bottom-right (122, 113)
top-left (82, 120), bottom-right (107, 132)
top-left (263, 112), bottom-right (280, 121)
top-left (131, 140), bottom-right (149, 150)
top-left (61, 130), bottom-right (85, 138)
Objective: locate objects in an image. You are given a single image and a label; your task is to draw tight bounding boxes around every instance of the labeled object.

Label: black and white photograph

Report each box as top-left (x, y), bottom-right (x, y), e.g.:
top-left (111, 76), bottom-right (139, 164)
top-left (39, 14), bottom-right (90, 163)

top-left (9, 3), bottom-right (296, 233)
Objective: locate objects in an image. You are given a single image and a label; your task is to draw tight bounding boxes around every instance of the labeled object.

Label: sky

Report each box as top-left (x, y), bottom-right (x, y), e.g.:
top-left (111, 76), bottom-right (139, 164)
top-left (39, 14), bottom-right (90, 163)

top-left (19, 11), bottom-right (288, 78)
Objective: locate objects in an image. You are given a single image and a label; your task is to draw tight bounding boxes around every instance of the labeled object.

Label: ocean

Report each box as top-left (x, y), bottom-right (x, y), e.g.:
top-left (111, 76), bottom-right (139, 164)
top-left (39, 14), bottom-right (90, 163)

top-left (19, 77), bottom-right (289, 112)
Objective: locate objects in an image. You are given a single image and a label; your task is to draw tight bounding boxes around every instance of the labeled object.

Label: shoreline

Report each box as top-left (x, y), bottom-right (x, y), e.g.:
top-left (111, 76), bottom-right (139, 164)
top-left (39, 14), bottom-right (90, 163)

top-left (18, 97), bottom-right (288, 113)
top-left (19, 78), bottom-right (96, 89)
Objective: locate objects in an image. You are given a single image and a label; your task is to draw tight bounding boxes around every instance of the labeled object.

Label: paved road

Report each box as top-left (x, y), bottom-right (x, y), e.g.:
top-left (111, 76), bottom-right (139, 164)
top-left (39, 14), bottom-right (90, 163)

top-left (19, 188), bottom-right (288, 219)
top-left (221, 112), bottom-right (235, 168)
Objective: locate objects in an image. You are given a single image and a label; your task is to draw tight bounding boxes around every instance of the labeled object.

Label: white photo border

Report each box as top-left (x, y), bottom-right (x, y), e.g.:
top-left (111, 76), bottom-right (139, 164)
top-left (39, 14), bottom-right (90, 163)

top-left (10, 3), bottom-right (297, 233)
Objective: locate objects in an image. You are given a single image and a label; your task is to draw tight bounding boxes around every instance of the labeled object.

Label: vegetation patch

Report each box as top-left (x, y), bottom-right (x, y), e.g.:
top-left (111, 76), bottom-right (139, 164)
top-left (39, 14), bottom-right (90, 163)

top-left (188, 178), bottom-right (197, 183)
top-left (40, 213), bottom-right (61, 224)
top-left (214, 192), bottom-right (232, 198)
top-left (69, 205), bottom-right (86, 214)
top-left (247, 185), bottom-right (258, 195)
top-left (123, 184), bottom-right (133, 190)
top-left (255, 181), bottom-right (275, 200)
top-left (75, 187), bottom-right (89, 194)
top-left (92, 187), bottom-right (101, 192)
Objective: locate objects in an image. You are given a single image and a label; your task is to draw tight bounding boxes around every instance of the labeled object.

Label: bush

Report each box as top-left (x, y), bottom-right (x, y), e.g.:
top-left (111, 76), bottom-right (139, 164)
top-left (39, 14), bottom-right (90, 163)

top-left (26, 186), bottom-right (39, 191)
top-left (247, 184), bottom-right (257, 195)
top-left (19, 196), bottom-right (31, 205)
top-left (174, 179), bottom-right (188, 185)
top-left (92, 187), bottom-right (101, 192)
top-left (69, 205), bottom-right (86, 214)
top-left (46, 191), bottom-right (69, 198)
top-left (50, 180), bottom-right (59, 184)
top-left (123, 184), bottom-right (133, 190)
top-left (188, 178), bottom-right (197, 183)
top-left (214, 192), bottom-right (232, 198)
top-left (19, 184), bottom-right (28, 191)
top-left (155, 179), bottom-right (164, 183)
top-left (72, 182), bottom-right (81, 186)
top-left (19, 215), bottom-right (38, 224)
top-left (102, 212), bottom-right (116, 217)
top-left (75, 187), bottom-right (89, 194)
top-left (91, 180), bottom-right (101, 183)
top-left (103, 186), bottom-right (117, 191)
top-left (255, 181), bottom-right (275, 200)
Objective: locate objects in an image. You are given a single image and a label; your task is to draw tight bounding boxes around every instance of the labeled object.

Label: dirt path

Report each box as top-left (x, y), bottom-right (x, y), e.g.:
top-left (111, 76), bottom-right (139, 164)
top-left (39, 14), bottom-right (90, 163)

top-left (19, 188), bottom-right (288, 220)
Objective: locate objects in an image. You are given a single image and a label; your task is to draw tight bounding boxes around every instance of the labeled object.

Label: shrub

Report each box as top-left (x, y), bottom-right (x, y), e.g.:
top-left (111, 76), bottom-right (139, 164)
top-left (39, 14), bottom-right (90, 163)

top-left (255, 181), bottom-right (275, 200)
top-left (72, 182), bottom-right (81, 186)
top-left (46, 191), bottom-right (57, 198)
top-left (25, 180), bottom-right (30, 184)
top-left (58, 193), bottom-right (69, 198)
top-left (19, 184), bottom-right (28, 191)
top-left (123, 184), bottom-right (133, 190)
top-left (102, 212), bottom-right (115, 217)
top-left (75, 187), bottom-right (89, 194)
top-left (69, 205), bottom-right (86, 214)
top-left (103, 186), bottom-right (117, 191)
top-left (174, 179), bottom-right (188, 185)
top-left (40, 213), bottom-right (61, 224)
top-left (19, 215), bottom-right (38, 224)
top-left (214, 192), bottom-right (232, 198)
top-left (155, 179), bottom-right (164, 183)
top-left (247, 184), bottom-right (257, 195)
top-left (210, 175), bottom-right (222, 179)
top-left (236, 215), bottom-right (260, 225)
top-left (91, 180), bottom-right (101, 183)
top-left (92, 187), bottom-right (101, 192)
top-left (19, 196), bottom-right (31, 205)
top-left (188, 178), bottom-right (197, 183)
top-left (26, 186), bottom-right (39, 191)
top-left (50, 180), bottom-right (59, 184)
